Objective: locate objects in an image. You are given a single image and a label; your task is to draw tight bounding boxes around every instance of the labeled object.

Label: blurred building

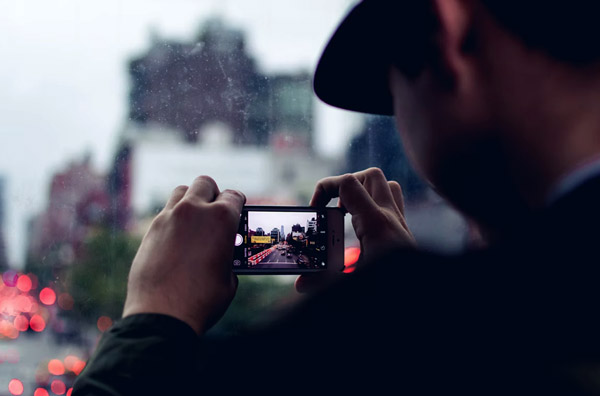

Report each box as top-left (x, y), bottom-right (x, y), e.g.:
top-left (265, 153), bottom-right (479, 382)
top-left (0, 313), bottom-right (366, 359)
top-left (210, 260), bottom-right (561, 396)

top-left (26, 156), bottom-right (110, 268)
top-left (0, 176), bottom-right (8, 270)
top-left (345, 115), bottom-right (427, 201)
top-left (110, 17), bottom-right (333, 234)
top-left (128, 18), bottom-right (313, 148)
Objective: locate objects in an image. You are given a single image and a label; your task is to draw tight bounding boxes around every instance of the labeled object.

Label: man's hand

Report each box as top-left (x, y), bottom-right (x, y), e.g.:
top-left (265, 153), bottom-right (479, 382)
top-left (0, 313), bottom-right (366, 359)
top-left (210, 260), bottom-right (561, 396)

top-left (122, 176), bottom-right (245, 335)
top-left (296, 168), bottom-right (415, 293)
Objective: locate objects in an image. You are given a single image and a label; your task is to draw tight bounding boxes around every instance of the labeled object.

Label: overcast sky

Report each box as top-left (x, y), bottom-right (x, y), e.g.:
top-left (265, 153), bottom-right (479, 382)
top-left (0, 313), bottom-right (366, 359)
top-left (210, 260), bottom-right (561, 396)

top-left (0, 0), bottom-right (364, 267)
top-left (248, 211), bottom-right (318, 235)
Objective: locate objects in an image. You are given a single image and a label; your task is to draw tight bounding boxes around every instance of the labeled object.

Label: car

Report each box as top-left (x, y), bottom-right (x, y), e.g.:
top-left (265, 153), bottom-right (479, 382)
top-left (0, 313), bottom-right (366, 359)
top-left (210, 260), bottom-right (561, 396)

top-left (287, 253), bottom-right (292, 258)
top-left (281, 250), bottom-right (286, 255)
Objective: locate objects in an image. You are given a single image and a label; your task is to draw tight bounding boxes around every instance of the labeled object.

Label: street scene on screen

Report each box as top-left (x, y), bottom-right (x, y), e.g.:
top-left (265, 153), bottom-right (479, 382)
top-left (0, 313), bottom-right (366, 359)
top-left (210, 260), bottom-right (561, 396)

top-left (245, 211), bottom-right (326, 270)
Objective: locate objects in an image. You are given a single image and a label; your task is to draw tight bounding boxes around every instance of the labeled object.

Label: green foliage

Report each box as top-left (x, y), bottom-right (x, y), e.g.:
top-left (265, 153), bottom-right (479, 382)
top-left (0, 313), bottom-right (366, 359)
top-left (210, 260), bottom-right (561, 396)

top-left (69, 229), bottom-right (140, 322)
top-left (67, 228), bottom-right (295, 335)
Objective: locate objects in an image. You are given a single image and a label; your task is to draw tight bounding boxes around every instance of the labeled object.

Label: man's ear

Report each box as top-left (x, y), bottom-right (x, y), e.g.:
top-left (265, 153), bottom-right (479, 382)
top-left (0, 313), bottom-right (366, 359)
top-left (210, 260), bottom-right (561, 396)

top-left (430, 0), bottom-right (477, 92)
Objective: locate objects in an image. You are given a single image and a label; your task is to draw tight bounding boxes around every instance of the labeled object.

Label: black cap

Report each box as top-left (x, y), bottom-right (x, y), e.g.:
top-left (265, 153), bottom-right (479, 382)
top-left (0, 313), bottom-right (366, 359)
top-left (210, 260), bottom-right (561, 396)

top-left (314, 1), bottom-right (395, 116)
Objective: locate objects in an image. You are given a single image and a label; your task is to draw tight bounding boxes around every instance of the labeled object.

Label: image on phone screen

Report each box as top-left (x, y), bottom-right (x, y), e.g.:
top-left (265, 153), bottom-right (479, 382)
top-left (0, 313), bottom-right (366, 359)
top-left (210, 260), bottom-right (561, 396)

top-left (233, 207), bottom-right (329, 273)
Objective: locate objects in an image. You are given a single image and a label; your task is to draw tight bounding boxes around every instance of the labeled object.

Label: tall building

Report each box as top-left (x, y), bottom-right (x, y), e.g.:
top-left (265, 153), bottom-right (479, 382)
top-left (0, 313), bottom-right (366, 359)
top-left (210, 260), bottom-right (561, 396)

top-left (0, 176), bottom-right (8, 270)
top-left (345, 115), bottom-right (426, 201)
top-left (127, 17), bottom-right (313, 148)
top-left (110, 16), bottom-right (335, 233)
top-left (270, 228), bottom-right (280, 243)
top-left (280, 225), bottom-right (284, 241)
top-left (26, 156), bottom-right (110, 267)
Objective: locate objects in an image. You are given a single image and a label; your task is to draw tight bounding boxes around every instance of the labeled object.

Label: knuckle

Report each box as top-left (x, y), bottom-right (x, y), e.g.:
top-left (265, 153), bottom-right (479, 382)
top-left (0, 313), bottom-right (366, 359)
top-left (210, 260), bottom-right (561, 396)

top-left (194, 175), bottom-right (217, 187)
top-left (151, 211), bottom-right (168, 228)
top-left (366, 167), bottom-right (386, 179)
top-left (223, 189), bottom-right (246, 203)
top-left (340, 173), bottom-right (358, 185)
top-left (172, 184), bottom-right (188, 194)
top-left (388, 180), bottom-right (402, 191)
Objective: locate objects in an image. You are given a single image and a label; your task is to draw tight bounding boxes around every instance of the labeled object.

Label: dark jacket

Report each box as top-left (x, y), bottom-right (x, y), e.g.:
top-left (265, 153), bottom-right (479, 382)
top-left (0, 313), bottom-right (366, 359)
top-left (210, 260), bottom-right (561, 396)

top-left (73, 176), bottom-right (600, 395)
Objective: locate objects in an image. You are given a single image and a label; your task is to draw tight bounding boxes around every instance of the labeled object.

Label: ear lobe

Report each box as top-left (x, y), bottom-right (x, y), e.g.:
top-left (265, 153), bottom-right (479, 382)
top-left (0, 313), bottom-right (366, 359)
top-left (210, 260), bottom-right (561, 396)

top-left (430, 0), bottom-right (475, 91)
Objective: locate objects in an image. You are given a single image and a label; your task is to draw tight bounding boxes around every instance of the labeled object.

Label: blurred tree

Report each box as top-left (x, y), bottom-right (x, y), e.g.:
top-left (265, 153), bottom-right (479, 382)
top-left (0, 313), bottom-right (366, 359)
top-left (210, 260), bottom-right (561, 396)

top-left (68, 229), bottom-right (294, 336)
top-left (69, 229), bottom-right (140, 322)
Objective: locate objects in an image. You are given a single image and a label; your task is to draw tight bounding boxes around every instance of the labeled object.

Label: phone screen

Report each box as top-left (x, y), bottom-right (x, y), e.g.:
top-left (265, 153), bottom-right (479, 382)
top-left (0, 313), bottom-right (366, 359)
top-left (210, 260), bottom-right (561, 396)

top-left (233, 206), bottom-right (328, 273)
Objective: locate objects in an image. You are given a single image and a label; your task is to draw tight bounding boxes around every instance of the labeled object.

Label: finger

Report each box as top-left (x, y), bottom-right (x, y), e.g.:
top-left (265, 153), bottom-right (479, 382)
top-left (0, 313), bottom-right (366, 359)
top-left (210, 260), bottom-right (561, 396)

top-left (353, 168), bottom-right (396, 209)
top-left (184, 175), bottom-right (220, 203)
top-left (165, 185), bottom-right (189, 210)
top-left (214, 189), bottom-right (246, 216)
top-left (310, 175), bottom-right (346, 207)
top-left (337, 174), bottom-right (379, 216)
top-left (388, 181), bottom-right (405, 215)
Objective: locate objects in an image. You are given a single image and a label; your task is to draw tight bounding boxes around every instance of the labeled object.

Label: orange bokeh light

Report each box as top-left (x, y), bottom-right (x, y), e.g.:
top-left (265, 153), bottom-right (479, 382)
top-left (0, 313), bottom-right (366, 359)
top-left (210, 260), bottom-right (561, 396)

top-left (8, 379), bottom-right (24, 395)
top-left (39, 288), bottom-right (56, 305)
top-left (34, 388), bottom-right (49, 396)
top-left (51, 380), bottom-right (66, 395)
top-left (97, 316), bottom-right (113, 332)
top-left (16, 275), bottom-right (32, 293)
top-left (64, 355), bottom-right (79, 371)
top-left (344, 247), bottom-right (361, 273)
top-left (48, 359), bottom-right (65, 375)
top-left (29, 314), bottom-right (46, 332)
top-left (13, 315), bottom-right (29, 332)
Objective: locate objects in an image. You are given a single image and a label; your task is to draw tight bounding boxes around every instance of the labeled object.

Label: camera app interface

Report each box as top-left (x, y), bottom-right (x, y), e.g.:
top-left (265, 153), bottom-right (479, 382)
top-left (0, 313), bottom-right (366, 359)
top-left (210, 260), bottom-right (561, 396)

top-left (233, 209), bottom-right (327, 271)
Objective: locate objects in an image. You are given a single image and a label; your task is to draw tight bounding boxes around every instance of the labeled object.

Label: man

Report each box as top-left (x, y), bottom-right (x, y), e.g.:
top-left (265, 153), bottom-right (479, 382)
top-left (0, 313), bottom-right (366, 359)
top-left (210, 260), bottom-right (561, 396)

top-left (74, 0), bottom-right (600, 394)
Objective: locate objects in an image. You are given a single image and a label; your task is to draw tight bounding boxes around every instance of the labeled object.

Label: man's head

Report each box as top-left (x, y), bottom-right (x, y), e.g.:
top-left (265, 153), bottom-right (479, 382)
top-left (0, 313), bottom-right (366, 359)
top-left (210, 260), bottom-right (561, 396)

top-left (315, 0), bottom-right (600, 234)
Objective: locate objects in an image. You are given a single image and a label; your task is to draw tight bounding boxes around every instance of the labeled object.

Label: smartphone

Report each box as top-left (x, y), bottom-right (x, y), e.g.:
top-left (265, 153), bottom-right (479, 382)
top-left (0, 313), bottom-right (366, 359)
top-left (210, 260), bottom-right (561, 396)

top-left (232, 206), bottom-right (345, 274)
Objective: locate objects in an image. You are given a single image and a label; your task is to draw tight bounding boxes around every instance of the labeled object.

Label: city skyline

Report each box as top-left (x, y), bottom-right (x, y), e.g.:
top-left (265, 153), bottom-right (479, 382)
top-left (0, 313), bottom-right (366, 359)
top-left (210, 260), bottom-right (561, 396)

top-left (0, 0), bottom-right (358, 268)
top-left (248, 211), bottom-right (318, 238)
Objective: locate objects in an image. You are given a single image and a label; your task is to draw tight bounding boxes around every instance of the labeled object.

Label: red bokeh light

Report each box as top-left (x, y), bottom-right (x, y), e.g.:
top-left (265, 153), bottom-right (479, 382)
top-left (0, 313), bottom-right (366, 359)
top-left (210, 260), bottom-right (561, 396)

top-left (64, 355), bottom-right (78, 371)
top-left (48, 359), bottom-right (65, 375)
top-left (8, 379), bottom-right (24, 395)
top-left (34, 388), bottom-right (49, 396)
top-left (71, 360), bottom-right (86, 375)
top-left (66, 388), bottom-right (73, 396)
top-left (39, 288), bottom-right (56, 305)
top-left (29, 314), bottom-right (46, 332)
top-left (344, 247), bottom-right (361, 273)
top-left (51, 380), bottom-right (66, 395)
top-left (15, 295), bottom-right (32, 313)
top-left (97, 316), bottom-right (113, 332)
top-left (13, 315), bottom-right (29, 332)
top-left (16, 275), bottom-right (32, 293)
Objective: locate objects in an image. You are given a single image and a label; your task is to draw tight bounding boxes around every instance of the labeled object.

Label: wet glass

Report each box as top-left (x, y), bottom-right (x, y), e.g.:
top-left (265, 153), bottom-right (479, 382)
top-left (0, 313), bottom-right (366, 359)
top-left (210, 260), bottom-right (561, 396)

top-left (0, 1), bottom-right (468, 394)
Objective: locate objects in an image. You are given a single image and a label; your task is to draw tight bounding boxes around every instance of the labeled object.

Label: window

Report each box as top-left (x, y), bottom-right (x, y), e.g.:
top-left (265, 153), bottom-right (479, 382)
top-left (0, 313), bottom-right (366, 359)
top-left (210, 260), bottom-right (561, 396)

top-left (0, 1), bottom-right (468, 394)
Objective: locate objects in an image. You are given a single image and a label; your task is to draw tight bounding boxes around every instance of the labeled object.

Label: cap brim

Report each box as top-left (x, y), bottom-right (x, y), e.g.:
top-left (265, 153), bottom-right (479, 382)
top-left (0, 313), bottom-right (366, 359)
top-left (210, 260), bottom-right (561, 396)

top-left (314, 1), bottom-right (394, 116)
